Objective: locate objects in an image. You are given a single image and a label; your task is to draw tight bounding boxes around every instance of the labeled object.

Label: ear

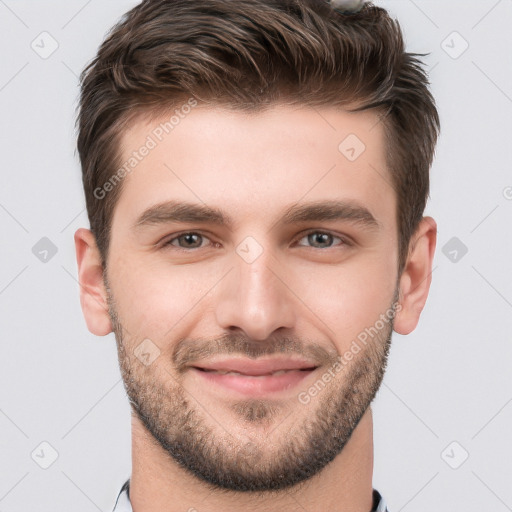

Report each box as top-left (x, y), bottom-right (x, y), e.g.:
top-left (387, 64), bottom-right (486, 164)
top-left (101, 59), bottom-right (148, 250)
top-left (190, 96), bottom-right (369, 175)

top-left (393, 217), bottom-right (437, 335)
top-left (74, 228), bottom-right (113, 336)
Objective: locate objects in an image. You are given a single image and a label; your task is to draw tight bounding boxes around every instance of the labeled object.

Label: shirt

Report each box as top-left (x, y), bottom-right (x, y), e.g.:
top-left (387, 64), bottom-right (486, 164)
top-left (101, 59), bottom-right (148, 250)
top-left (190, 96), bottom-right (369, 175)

top-left (112, 478), bottom-right (389, 511)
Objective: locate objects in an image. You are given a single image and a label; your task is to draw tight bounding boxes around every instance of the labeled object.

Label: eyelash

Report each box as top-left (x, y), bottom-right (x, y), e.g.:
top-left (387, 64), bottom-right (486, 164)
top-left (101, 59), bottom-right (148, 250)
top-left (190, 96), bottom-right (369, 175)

top-left (161, 230), bottom-right (350, 251)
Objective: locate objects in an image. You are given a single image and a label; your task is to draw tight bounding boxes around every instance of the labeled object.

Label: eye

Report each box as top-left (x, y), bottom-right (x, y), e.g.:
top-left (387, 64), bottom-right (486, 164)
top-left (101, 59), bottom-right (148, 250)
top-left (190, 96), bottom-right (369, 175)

top-left (296, 231), bottom-right (347, 249)
top-left (164, 232), bottom-right (211, 249)
top-left (161, 231), bottom-right (348, 251)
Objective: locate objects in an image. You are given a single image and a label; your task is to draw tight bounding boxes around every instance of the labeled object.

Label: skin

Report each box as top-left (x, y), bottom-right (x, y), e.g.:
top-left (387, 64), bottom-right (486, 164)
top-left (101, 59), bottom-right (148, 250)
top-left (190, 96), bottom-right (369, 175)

top-left (75, 104), bottom-right (436, 512)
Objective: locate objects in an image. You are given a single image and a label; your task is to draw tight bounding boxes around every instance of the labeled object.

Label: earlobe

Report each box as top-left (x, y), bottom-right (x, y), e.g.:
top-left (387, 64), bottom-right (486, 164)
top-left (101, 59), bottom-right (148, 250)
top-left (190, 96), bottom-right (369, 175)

top-left (393, 217), bottom-right (437, 335)
top-left (74, 228), bottom-right (113, 336)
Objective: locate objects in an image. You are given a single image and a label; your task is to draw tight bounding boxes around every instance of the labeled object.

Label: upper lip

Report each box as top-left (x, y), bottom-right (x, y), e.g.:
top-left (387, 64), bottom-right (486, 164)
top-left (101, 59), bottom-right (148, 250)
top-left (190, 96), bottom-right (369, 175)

top-left (192, 357), bottom-right (319, 376)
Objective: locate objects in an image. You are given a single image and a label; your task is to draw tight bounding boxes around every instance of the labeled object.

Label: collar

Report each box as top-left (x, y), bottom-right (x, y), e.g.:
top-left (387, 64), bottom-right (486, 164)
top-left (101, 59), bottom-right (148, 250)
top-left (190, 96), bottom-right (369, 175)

top-left (112, 479), bottom-right (389, 511)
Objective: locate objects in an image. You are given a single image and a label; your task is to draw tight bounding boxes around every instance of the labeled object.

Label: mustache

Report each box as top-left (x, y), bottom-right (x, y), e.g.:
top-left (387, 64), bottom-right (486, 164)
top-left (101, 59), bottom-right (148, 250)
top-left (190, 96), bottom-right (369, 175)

top-left (172, 333), bottom-right (338, 372)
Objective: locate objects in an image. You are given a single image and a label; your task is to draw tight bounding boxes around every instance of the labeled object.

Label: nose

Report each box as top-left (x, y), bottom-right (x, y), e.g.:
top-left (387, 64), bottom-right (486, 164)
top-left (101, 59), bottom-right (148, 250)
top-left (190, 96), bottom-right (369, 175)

top-left (214, 245), bottom-right (297, 341)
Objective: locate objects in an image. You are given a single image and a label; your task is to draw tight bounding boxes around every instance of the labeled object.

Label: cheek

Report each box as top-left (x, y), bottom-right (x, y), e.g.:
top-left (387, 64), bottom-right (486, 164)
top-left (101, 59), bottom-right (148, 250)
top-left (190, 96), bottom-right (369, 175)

top-left (110, 258), bottom-right (222, 336)
top-left (289, 255), bottom-right (396, 342)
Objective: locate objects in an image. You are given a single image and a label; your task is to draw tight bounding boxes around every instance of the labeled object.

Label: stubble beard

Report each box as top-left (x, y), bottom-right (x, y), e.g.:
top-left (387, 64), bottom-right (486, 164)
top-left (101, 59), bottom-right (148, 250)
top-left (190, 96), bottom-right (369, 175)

top-left (107, 285), bottom-right (395, 494)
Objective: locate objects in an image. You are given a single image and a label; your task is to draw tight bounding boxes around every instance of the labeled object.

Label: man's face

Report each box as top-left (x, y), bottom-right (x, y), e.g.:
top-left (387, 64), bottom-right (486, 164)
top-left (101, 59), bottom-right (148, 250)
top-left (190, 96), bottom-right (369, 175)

top-left (105, 105), bottom-right (399, 491)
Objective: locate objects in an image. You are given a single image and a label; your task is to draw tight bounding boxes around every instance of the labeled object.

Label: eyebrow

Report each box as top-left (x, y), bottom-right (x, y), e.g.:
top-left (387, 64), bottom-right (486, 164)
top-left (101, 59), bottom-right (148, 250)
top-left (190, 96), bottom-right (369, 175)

top-left (132, 199), bottom-right (380, 232)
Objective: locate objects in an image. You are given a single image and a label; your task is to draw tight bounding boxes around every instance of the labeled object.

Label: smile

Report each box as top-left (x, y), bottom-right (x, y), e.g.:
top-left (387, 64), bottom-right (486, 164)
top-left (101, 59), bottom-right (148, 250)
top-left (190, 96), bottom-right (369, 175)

top-left (191, 365), bottom-right (318, 396)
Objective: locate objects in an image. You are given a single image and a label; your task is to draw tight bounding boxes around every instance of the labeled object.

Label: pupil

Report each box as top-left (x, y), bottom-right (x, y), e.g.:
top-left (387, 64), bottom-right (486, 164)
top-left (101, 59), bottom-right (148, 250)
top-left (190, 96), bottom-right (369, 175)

top-left (183, 234), bottom-right (200, 247)
top-left (310, 233), bottom-right (331, 247)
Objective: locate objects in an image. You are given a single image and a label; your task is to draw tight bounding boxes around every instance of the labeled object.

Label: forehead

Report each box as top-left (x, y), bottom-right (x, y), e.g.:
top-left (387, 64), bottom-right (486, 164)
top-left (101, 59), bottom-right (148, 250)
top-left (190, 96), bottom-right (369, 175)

top-left (112, 104), bottom-right (394, 230)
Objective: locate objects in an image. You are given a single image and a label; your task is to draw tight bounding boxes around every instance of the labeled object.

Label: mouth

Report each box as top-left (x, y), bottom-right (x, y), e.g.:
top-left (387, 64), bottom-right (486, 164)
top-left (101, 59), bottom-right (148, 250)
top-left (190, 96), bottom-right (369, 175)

top-left (190, 358), bottom-right (319, 396)
top-left (195, 367), bottom-right (317, 376)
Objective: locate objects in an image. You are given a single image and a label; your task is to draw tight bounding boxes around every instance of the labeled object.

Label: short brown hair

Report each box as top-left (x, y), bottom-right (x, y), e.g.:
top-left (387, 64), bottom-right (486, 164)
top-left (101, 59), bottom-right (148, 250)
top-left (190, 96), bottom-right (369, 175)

top-left (77, 0), bottom-right (440, 273)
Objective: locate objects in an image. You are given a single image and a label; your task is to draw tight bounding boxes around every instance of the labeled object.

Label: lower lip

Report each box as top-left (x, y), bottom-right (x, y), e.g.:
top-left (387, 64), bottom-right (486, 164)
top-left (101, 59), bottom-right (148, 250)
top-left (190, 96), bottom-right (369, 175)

top-left (192, 368), bottom-right (316, 396)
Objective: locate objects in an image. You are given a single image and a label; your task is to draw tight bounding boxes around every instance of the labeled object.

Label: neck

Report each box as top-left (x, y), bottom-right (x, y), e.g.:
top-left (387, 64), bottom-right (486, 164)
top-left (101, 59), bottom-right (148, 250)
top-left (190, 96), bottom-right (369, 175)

top-left (129, 408), bottom-right (375, 512)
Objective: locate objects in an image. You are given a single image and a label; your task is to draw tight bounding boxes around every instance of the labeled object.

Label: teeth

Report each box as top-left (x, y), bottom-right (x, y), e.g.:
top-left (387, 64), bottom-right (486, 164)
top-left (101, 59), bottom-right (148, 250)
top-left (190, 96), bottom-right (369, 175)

top-left (209, 369), bottom-right (291, 376)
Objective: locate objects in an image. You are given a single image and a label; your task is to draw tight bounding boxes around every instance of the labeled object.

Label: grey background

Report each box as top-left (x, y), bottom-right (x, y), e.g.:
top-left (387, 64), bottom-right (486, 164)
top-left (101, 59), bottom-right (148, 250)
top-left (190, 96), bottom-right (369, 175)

top-left (1, 0), bottom-right (511, 510)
